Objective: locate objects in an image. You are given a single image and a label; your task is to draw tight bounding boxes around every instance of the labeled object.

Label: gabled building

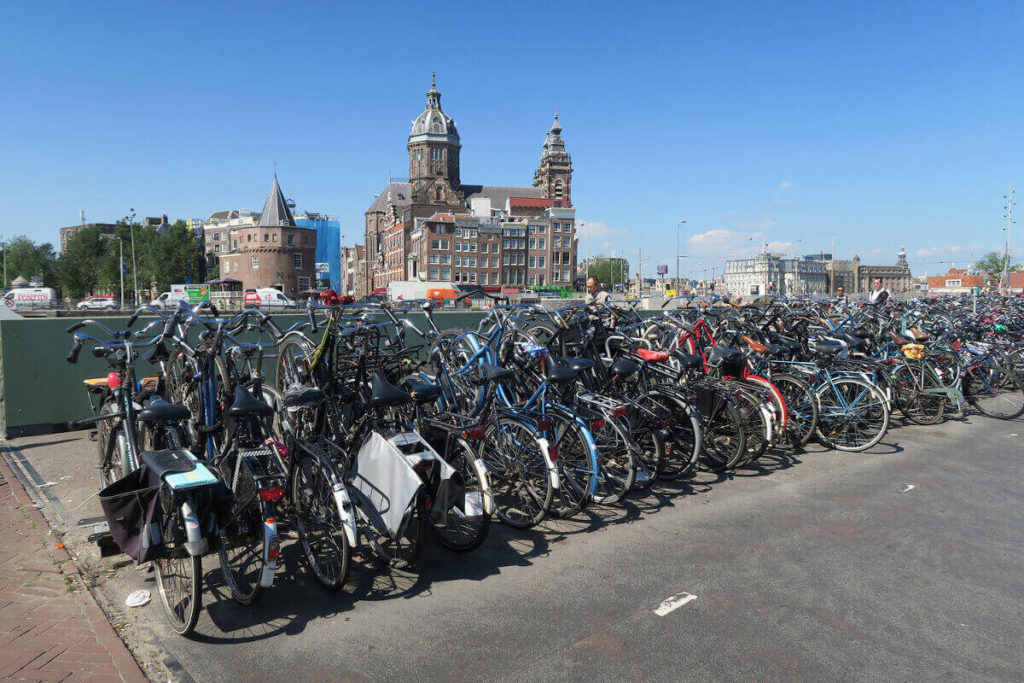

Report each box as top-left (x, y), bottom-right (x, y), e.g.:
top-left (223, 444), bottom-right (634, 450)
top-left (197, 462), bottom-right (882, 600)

top-left (364, 77), bottom-right (576, 293)
top-left (925, 267), bottom-right (996, 293)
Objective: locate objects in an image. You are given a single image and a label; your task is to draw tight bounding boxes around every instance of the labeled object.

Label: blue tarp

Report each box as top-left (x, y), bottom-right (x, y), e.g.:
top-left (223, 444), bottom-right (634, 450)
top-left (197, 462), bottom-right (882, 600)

top-left (296, 218), bottom-right (341, 291)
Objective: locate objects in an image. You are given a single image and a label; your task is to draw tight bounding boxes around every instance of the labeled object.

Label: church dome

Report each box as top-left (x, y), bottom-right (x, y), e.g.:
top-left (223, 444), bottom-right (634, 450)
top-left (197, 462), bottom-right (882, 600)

top-left (408, 75), bottom-right (460, 145)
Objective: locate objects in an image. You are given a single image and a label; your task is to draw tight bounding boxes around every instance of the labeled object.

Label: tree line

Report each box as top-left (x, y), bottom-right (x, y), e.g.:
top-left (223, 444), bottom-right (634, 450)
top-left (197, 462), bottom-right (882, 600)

top-left (5, 220), bottom-right (205, 299)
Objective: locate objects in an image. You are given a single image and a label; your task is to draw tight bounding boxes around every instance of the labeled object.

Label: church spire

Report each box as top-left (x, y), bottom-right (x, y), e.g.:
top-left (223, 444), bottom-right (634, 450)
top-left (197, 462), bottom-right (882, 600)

top-left (257, 175), bottom-right (296, 227)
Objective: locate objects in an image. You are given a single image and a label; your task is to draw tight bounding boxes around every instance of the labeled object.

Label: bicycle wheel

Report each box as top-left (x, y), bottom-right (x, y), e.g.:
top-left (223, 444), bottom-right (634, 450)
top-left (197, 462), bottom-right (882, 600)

top-left (218, 460), bottom-right (265, 605)
top-left (892, 363), bottom-right (946, 425)
top-left (291, 452), bottom-right (351, 590)
top-left (964, 363), bottom-right (1024, 420)
top-left (164, 350), bottom-right (203, 453)
top-left (623, 397), bottom-right (668, 490)
top-left (154, 489), bottom-right (202, 636)
top-left (697, 388), bottom-right (747, 471)
top-left (428, 439), bottom-right (491, 552)
top-left (99, 418), bottom-right (129, 488)
top-left (479, 417), bottom-right (553, 528)
top-left (729, 383), bottom-right (769, 464)
top-left (815, 377), bottom-right (890, 452)
top-left (651, 391), bottom-right (701, 480)
top-left (771, 374), bottom-right (819, 448)
top-left (434, 329), bottom-right (491, 417)
top-left (275, 334), bottom-right (316, 392)
top-left (590, 418), bottom-right (637, 506)
top-left (545, 412), bottom-right (595, 519)
top-left (362, 496), bottom-right (425, 568)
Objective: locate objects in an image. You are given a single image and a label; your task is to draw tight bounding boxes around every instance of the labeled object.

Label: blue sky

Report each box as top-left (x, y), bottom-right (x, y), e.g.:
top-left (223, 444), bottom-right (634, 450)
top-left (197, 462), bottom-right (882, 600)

top-left (2, 0), bottom-right (1022, 279)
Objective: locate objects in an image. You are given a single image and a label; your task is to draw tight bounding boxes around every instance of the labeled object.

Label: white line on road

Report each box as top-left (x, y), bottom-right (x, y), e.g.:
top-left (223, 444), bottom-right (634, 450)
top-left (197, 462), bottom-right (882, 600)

top-left (900, 484), bottom-right (915, 493)
top-left (654, 592), bottom-right (697, 616)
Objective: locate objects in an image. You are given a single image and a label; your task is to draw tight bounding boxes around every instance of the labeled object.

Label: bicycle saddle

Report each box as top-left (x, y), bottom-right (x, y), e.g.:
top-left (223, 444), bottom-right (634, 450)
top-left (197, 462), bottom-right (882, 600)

top-left (406, 379), bottom-right (442, 403)
top-left (368, 372), bottom-right (411, 409)
top-left (675, 352), bottom-right (704, 369)
top-left (226, 384), bottom-right (275, 417)
top-left (479, 362), bottom-right (516, 383)
top-left (544, 358), bottom-right (578, 384)
top-left (841, 332), bottom-right (868, 350)
top-left (560, 356), bottom-right (596, 372)
top-left (282, 386), bottom-right (326, 410)
top-left (773, 336), bottom-right (803, 353)
top-left (140, 449), bottom-right (196, 479)
top-left (610, 358), bottom-right (639, 379)
top-left (138, 397), bottom-right (191, 423)
top-left (809, 338), bottom-right (845, 355)
top-left (890, 330), bottom-right (912, 346)
top-left (635, 349), bottom-right (669, 364)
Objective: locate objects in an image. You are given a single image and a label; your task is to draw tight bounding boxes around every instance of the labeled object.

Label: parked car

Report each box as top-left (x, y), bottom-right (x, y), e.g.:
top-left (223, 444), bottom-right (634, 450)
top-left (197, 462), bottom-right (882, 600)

top-left (76, 296), bottom-right (117, 311)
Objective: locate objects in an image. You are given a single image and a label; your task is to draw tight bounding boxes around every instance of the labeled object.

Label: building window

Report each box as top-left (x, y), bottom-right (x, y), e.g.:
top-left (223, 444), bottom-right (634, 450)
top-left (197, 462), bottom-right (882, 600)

top-left (299, 276), bottom-right (310, 290)
top-left (530, 225), bottom-right (536, 235)
top-left (455, 256), bottom-right (462, 267)
top-left (453, 272), bottom-right (461, 282)
top-left (441, 268), bottom-right (451, 280)
top-left (539, 238), bottom-right (545, 249)
top-left (563, 269), bottom-right (570, 281)
top-left (553, 222), bottom-right (560, 232)
top-left (293, 254), bottom-right (302, 269)
top-left (470, 242), bottom-right (477, 252)
top-left (429, 266), bottom-right (439, 280)
top-left (469, 257), bottom-right (476, 267)
top-left (224, 261), bottom-right (229, 274)
top-left (538, 274), bottom-right (545, 286)
top-left (492, 257), bottom-right (499, 267)
top-left (428, 254), bottom-right (438, 264)
top-left (455, 228), bottom-right (462, 237)
top-left (213, 232), bottom-right (221, 241)
top-left (563, 236), bottom-right (571, 248)
top-left (469, 272), bottom-right (477, 283)
top-left (538, 256), bottom-right (545, 268)
top-left (529, 238), bottom-right (536, 249)
top-left (264, 233), bottom-right (270, 242)
top-left (553, 270), bottom-right (560, 282)
top-left (529, 274), bottom-right (536, 285)
top-left (503, 254), bottom-right (510, 265)
top-left (214, 244), bottom-right (221, 253)
top-left (492, 271), bottom-right (498, 282)
top-left (440, 240), bottom-right (449, 250)
top-left (481, 243), bottom-right (488, 254)
top-left (529, 256), bottom-right (536, 268)
top-left (251, 255), bottom-right (259, 268)
top-left (441, 254), bottom-right (451, 265)
top-left (287, 235), bottom-right (294, 245)
top-left (431, 239), bottom-right (440, 249)
top-left (503, 239), bottom-right (509, 249)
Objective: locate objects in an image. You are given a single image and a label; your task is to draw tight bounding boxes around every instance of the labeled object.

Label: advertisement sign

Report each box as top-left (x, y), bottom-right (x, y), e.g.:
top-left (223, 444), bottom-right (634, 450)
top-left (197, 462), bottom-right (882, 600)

top-left (315, 262), bottom-right (330, 275)
top-left (656, 265), bottom-right (669, 275)
top-left (183, 285), bottom-right (210, 304)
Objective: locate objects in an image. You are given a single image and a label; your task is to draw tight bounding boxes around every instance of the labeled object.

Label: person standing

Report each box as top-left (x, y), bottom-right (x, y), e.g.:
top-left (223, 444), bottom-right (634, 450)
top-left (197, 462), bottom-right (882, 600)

top-left (869, 277), bottom-right (891, 305)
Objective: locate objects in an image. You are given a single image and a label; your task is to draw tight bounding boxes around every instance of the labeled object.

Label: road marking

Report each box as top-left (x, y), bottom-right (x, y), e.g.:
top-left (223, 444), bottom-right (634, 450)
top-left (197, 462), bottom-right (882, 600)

top-left (900, 484), bottom-right (915, 493)
top-left (654, 592), bottom-right (697, 616)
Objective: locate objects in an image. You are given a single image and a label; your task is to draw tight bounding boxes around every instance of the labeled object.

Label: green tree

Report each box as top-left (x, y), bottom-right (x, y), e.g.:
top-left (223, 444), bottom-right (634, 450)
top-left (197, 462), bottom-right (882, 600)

top-left (583, 257), bottom-right (630, 289)
top-left (3, 236), bottom-right (57, 288)
top-left (56, 226), bottom-right (106, 296)
top-left (975, 251), bottom-right (1023, 277)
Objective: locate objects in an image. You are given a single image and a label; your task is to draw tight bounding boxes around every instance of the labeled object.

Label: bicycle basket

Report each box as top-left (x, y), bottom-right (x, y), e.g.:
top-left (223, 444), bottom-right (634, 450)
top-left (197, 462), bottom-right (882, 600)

top-left (98, 466), bottom-right (164, 563)
top-left (705, 345), bottom-right (747, 378)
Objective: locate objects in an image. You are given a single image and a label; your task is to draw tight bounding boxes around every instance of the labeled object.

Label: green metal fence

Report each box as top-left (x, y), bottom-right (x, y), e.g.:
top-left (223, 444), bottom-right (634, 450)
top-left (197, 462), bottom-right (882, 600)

top-left (0, 312), bottom-right (489, 436)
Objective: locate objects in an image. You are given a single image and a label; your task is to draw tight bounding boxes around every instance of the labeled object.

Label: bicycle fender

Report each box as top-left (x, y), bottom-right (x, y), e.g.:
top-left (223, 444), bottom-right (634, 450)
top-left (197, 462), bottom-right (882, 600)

top-left (260, 518), bottom-right (278, 589)
top-left (535, 436), bottom-right (560, 490)
top-left (331, 482), bottom-right (359, 548)
top-left (469, 457), bottom-right (495, 515)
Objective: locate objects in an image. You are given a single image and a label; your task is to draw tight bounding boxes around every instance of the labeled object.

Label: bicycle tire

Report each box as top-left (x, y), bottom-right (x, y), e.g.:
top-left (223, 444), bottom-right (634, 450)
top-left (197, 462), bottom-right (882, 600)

top-left (590, 417), bottom-right (637, 506)
top-left (700, 390), bottom-right (748, 471)
top-left (964, 363), bottom-right (1024, 420)
top-left (771, 374), bottom-right (819, 448)
top-left (815, 377), bottom-right (890, 452)
top-left (892, 362), bottom-right (946, 425)
top-left (154, 490), bottom-right (202, 636)
top-left (218, 460), bottom-right (265, 605)
top-left (427, 439), bottom-right (491, 552)
top-left (478, 416), bottom-right (553, 528)
top-left (648, 390), bottom-right (702, 480)
top-left (544, 411), bottom-right (595, 519)
top-left (291, 452), bottom-right (351, 590)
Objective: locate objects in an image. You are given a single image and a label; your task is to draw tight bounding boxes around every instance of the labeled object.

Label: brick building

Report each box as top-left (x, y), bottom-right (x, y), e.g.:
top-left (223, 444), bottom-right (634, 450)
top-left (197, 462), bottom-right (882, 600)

top-left (217, 177), bottom-right (317, 297)
top-left (365, 76), bottom-right (576, 292)
top-left (59, 223), bottom-right (116, 252)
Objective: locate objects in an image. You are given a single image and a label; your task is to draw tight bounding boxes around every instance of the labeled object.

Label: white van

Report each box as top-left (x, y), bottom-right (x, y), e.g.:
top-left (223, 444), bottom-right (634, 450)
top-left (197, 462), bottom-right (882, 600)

top-left (243, 288), bottom-right (296, 309)
top-left (2, 288), bottom-right (56, 310)
top-left (149, 290), bottom-right (188, 311)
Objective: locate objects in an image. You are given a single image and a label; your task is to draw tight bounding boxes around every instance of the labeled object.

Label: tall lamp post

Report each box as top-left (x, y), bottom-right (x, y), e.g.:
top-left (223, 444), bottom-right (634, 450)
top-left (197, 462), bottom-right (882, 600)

top-left (1003, 184), bottom-right (1016, 292)
top-left (127, 208), bottom-right (138, 306)
top-left (676, 219), bottom-right (686, 293)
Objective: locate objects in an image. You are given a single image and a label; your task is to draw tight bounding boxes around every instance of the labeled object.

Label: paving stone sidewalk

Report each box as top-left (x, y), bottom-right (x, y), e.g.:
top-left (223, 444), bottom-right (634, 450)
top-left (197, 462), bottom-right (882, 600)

top-left (0, 457), bottom-right (146, 683)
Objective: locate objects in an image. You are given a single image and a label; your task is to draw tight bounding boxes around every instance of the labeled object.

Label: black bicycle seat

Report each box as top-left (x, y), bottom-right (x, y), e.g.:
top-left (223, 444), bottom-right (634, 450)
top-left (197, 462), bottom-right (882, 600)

top-left (774, 336), bottom-right (802, 353)
top-left (810, 338), bottom-right (845, 355)
top-left (544, 358), bottom-right (578, 384)
top-left (675, 352), bottom-right (703, 369)
top-left (140, 449), bottom-right (195, 479)
top-left (282, 386), bottom-right (326, 410)
top-left (560, 357), bottom-right (596, 373)
top-left (610, 358), bottom-right (639, 379)
top-left (479, 362), bottom-right (515, 383)
top-left (226, 385), bottom-right (275, 417)
top-left (406, 380), bottom-right (443, 403)
top-left (842, 332), bottom-right (867, 350)
top-left (138, 397), bottom-right (191, 423)
top-left (368, 373), bottom-right (411, 409)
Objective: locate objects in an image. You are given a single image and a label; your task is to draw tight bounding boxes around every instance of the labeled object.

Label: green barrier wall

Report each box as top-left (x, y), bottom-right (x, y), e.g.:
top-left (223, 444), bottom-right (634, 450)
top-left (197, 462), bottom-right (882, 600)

top-left (0, 312), bottom-right (489, 435)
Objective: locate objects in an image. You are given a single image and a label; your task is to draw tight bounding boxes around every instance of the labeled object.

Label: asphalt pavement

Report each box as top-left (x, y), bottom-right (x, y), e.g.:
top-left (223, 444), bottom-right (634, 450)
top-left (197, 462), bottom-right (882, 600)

top-left (4, 414), bottom-right (1023, 682)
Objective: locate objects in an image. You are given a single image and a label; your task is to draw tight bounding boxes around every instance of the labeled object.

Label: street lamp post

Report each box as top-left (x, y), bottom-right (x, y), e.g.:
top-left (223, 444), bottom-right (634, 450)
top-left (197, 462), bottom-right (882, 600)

top-left (128, 208), bottom-right (138, 306)
top-left (1003, 184), bottom-right (1016, 292)
top-left (676, 219), bottom-right (686, 293)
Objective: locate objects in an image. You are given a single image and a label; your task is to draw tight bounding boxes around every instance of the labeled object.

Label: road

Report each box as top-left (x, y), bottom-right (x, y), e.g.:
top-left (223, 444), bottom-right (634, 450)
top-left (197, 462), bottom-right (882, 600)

top-left (4, 414), bottom-right (1022, 682)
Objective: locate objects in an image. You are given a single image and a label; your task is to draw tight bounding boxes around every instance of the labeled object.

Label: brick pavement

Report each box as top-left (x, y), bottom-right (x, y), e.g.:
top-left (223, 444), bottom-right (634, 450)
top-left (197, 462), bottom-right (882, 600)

top-left (0, 456), bottom-right (146, 683)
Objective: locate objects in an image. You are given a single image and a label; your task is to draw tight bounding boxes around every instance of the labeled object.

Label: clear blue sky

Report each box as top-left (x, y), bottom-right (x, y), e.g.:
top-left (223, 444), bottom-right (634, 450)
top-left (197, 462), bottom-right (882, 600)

top-left (2, 0), bottom-right (1022, 279)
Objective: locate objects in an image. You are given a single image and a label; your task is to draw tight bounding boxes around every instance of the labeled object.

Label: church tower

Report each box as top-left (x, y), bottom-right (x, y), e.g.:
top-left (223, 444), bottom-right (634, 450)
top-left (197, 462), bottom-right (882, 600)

top-left (533, 112), bottom-right (573, 205)
top-left (408, 74), bottom-right (462, 204)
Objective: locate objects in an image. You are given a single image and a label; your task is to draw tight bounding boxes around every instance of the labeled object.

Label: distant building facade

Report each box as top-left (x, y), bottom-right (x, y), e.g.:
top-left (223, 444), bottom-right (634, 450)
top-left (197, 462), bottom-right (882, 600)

top-left (925, 267), bottom-right (996, 294)
top-left (216, 178), bottom-right (317, 297)
top-left (364, 77), bottom-right (576, 293)
top-left (294, 213), bottom-right (341, 291)
top-left (202, 209), bottom-right (260, 275)
top-left (59, 223), bottom-right (116, 252)
top-left (724, 251), bottom-right (828, 297)
top-left (342, 245), bottom-right (367, 298)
